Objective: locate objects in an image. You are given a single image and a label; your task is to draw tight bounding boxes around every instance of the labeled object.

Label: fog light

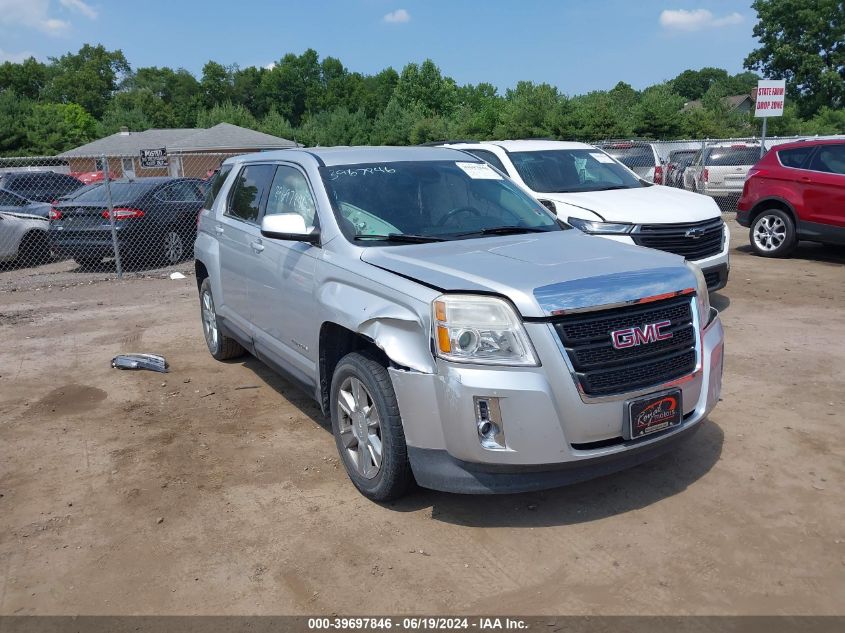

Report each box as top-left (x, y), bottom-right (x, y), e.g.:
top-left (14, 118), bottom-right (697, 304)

top-left (474, 396), bottom-right (506, 450)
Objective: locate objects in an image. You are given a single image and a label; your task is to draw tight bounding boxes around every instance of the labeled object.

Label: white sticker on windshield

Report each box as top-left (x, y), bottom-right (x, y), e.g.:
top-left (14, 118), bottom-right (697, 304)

top-left (590, 152), bottom-right (615, 164)
top-left (456, 161), bottom-right (502, 179)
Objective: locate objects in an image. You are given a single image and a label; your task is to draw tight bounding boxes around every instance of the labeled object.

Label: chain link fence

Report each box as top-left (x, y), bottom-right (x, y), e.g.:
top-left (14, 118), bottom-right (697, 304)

top-left (2, 137), bottom-right (843, 293)
top-left (0, 152), bottom-right (229, 291)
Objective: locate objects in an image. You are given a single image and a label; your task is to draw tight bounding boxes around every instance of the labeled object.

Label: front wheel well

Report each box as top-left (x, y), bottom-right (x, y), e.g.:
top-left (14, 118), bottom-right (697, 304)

top-left (319, 323), bottom-right (391, 415)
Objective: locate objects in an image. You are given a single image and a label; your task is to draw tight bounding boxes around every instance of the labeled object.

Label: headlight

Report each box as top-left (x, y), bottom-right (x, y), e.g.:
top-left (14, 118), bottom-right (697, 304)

top-left (686, 262), bottom-right (712, 324)
top-left (567, 216), bottom-right (634, 234)
top-left (432, 294), bottom-right (538, 366)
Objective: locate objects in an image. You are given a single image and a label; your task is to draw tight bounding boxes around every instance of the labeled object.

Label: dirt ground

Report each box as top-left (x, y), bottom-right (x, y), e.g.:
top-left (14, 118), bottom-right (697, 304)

top-left (0, 217), bottom-right (843, 616)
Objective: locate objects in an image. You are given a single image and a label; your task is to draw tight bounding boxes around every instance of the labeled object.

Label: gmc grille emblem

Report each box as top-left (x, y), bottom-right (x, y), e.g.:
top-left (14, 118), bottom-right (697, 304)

top-left (611, 320), bottom-right (673, 349)
top-left (685, 227), bottom-right (706, 239)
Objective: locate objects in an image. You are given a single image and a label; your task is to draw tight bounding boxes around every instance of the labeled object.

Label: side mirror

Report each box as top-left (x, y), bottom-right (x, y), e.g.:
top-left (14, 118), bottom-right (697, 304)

top-left (261, 213), bottom-right (320, 244)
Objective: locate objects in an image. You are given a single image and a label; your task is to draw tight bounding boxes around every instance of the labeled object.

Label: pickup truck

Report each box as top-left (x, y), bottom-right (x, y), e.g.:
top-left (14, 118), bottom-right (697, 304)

top-left (194, 146), bottom-right (724, 501)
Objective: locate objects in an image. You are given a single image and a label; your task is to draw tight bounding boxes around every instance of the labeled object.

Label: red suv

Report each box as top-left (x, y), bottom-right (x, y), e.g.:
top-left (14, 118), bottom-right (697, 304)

top-left (737, 139), bottom-right (845, 257)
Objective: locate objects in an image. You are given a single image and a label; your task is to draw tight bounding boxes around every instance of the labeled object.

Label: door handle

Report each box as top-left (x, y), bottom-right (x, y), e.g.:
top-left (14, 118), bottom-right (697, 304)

top-left (799, 176), bottom-right (812, 183)
top-left (250, 241), bottom-right (265, 253)
top-left (214, 225), bottom-right (224, 234)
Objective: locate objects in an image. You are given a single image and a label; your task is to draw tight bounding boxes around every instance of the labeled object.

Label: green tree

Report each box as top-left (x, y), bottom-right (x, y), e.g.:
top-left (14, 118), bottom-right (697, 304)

top-left (200, 61), bottom-right (236, 108)
top-left (370, 98), bottom-right (423, 145)
top-left (670, 68), bottom-right (731, 101)
top-left (259, 109), bottom-right (298, 142)
top-left (0, 91), bottom-right (32, 155)
top-left (394, 60), bottom-right (458, 116)
top-left (494, 81), bottom-right (560, 139)
top-left (196, 102), bottom-right (258, 129)
top-left (44, 44), bottom-right (130, 118)
top-left (0, 57), bottom-right (50, 100)
top-left (298, 107), bottom-right (372, 146)
top-left (130, 66), bottom-right (202, 126)
top-left (24, 102), bottom-right (97, 154)
top-left (97, 105), bottom-right (154, 137)
top-left (633, 84), bottom-right (684, 138)
top-left (745, 0), bottom-right (845, 115)
top-left (258, 49), bottom-right (323, 125)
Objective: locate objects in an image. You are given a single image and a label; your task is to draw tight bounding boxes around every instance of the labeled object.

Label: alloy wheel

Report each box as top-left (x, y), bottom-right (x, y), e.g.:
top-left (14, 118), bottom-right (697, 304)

top-left (337, 376), bottom-right (383, 479)
top-left (753, 214), bottom-right (786, 252)
top-left (164, 231), bottom-right (184, 264)
top-left (201, 289), bottom-right (218, 352)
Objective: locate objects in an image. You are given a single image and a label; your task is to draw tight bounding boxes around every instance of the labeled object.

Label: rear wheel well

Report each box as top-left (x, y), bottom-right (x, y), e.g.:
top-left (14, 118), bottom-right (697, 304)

top-left (749, 198), bottom-right (796, 226)
top-left (319, 323), bottom-right (391, 415)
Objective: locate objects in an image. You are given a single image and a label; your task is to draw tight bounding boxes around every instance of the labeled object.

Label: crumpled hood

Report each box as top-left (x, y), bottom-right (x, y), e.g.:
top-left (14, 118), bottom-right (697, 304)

top-left (543, 185), bottom-right (720, 224)
top-left (360, 231), bottom-right (697, 318)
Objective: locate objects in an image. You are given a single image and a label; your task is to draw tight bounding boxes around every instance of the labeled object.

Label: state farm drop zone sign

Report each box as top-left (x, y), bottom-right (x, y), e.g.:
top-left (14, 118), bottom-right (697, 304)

top-left (755, 80), bottom-right (786, 117)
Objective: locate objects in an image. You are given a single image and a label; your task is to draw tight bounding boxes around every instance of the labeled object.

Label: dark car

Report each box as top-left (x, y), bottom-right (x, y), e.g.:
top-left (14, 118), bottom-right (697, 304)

top-left (50, 177), bottom-right (205, 268)
top-left (737, 139), bottom-right (845, 257)
top-left (0, 171), bottom-right (84, 203)
top-left (666, 149), bottom-right (697, 188)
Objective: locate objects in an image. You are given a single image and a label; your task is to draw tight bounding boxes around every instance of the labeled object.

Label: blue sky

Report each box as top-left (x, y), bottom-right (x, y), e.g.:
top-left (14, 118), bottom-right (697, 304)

top-left (0, 0), bottom-right (758, 94)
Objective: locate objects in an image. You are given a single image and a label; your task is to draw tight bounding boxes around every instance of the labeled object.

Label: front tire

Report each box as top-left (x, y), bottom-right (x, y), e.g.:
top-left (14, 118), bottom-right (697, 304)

top-left (330, 352), bottom-right (413, 501)
top-left (199, 277), bottom-right (245, 360)
top-left (750, 208), bottom-right (797, 258)
top-left (19, 231), bottom-right (51, 266)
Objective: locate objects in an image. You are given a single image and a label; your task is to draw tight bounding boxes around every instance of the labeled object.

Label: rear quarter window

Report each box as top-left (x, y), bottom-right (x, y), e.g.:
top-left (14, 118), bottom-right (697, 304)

top-left (777, 147), bottom-right (814, 169)
top-left (203, 165), bottom-right (233, 209)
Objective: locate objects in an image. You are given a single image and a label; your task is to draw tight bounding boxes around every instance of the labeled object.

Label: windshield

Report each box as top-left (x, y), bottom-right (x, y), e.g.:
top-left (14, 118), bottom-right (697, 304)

top-left (705, 148), bottom-right (761, 166)
top-left (599, 145), bottom-right (654, 170)
top-left (321, 160), bottom-right (561, 243)
top-left (72, 182), bottom-right (151, 202)
top-left (509, 149), bottom-right (645, 193)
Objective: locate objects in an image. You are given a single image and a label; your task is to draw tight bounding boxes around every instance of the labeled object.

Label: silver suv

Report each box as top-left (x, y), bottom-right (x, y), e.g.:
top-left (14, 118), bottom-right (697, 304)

top-left (194, 146), bottom-right (725, 501)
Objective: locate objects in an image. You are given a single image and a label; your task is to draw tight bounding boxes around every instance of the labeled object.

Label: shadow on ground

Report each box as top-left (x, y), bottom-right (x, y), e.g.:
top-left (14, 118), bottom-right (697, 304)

top-left (236, 353), bottom-right (724, 529)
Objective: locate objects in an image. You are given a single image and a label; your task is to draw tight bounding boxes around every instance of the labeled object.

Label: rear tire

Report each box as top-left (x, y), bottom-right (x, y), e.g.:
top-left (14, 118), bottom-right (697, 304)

top-left (749, 208), bottom-right (797, 258)
top-left (330, 352), bottom-right (413, 501)
top-left (199, 277), bottom-right (245, 360)
top-left (162, 228), bottom-right (185, 265)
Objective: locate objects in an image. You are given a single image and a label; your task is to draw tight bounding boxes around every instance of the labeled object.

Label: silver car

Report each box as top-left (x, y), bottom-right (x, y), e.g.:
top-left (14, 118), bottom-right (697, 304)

top-left (194, 147), bottom-right (724, 500)
top-left (685, 142), bottom-right (762, 200)
top-left (0, 188), bottom-right (51, 265)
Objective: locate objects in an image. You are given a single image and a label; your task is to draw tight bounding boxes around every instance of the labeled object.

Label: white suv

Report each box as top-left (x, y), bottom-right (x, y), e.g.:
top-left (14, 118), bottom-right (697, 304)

top-left (442, 140), bottom-right (730, 291)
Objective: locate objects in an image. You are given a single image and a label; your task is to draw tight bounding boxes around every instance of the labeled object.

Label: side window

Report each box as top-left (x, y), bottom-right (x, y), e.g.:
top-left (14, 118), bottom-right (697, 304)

top-left (265, 166), bottom-right (318, 227)
top-left (167, 181), bottom-right (203, 201)
top-left (204, 164), bottom-right (232, 209)
top-left (465, 150), bottom-right (507, 173)
top-left (227, 164), bottom-right (275, 223)
top-left (778, 147), bottom-right (814, 169)
top-left (810, 145), bottom-right (845, 175)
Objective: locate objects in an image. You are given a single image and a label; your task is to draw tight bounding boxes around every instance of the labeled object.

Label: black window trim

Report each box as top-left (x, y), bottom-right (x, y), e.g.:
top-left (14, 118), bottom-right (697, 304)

top-left (258, 161), bottom-right (321, 230)
top-left (225, 162), bottom-right (275, 226)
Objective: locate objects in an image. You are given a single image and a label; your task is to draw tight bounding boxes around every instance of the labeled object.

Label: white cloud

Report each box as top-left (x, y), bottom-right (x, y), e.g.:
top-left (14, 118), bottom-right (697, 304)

top-left (0, 48), bottom-right (36, 63)
top-left (0, 0), bottom-right (97, 36)
top-left (59, 0), bottom-right (98, 20)
top-left (383, 8), bottom-right (410, 24)
top-left (659, 8), bottom-right (743, 32)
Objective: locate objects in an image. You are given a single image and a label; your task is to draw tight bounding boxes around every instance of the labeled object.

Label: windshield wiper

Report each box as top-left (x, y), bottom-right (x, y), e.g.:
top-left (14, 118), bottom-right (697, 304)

top-left (454, 226), bottom-right (553, 238)
top-left (587, 185), bottom-right (633, 191)
top-left (353, 233), bottom-right (447, 243)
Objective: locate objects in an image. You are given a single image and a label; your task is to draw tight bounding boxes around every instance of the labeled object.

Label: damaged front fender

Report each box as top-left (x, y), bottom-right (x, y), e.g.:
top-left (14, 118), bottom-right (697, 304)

top-left (318, 280), bottom-right (437, 374)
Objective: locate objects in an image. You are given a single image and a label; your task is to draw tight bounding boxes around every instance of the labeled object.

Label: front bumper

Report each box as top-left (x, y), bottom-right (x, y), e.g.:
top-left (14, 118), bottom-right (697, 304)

top-left (390, 312), bottom-right (725, 494)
